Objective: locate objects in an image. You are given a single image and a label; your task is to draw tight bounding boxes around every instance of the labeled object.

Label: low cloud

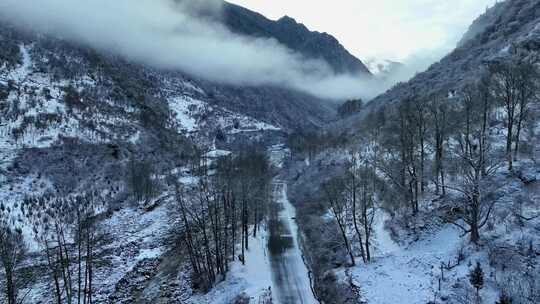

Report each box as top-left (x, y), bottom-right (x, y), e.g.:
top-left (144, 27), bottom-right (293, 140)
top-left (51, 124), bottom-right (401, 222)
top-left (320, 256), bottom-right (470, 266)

top-left (388, 47), bottom-right (449, 84)
top-left (0, 0), bottom-right (388, 100)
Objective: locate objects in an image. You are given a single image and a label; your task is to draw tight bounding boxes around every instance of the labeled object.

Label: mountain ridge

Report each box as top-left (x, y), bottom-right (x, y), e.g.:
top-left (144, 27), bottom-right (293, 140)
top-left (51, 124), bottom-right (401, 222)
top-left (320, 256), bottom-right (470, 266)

top-left (222, 2), bottom-right (372, 75)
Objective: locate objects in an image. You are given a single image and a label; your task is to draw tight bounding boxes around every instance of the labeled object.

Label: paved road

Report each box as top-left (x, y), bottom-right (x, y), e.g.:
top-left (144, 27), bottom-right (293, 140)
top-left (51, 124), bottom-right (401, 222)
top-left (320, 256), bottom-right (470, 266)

top-left (268, 182), bottom-right (318, 304)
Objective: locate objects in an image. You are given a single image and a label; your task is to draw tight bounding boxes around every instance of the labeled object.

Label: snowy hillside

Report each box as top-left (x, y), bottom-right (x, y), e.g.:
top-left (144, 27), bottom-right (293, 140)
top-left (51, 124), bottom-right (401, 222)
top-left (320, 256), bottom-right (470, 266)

top-left (288, 100), bottom-right (540, 303)
top-left (0, 24), bottom-right (298, 304)
top-left (282, 2), bottom-right (540, 303)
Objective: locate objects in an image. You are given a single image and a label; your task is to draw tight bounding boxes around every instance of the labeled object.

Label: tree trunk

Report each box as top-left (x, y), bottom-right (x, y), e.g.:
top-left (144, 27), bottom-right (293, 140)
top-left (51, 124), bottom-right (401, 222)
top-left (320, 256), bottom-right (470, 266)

top-left (364, 226), bottom-right (371, 262)
top-left (506, 111), bottom-right (514, 171)
top-left (470, 225), bottom-right (480, 244)
top-left (419, 126), bottom-right (426, 194)
top-left (337, 218), bottom-right (355, 266)
top-left (5, 269), bottom-right (15, 304)
top-left (232, 195), bottom-right (236, 260)
top-left (77, 222), bottom-right (82, 304)
top-left (243, 199), bottom-right (249, 251)
top-left (470, 183), bottom-right (481, 245)
top-left (59, 228), bottom-right (73, 304)
top-left (44, 239), bottom-right (63, 304)
top-left (440, 167), bottom-right (446, 197)
top-left (514, 112), bottom-right (524, 160)
top-left (351, 173), bottom-right (366, 263)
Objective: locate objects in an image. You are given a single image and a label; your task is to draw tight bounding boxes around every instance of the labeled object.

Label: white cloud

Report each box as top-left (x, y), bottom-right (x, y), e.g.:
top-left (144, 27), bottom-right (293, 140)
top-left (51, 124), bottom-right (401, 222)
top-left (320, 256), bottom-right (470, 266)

top-left (0, 0), bottom-right (383, 100)
top-left (0, 0), bottom-right (499, 101)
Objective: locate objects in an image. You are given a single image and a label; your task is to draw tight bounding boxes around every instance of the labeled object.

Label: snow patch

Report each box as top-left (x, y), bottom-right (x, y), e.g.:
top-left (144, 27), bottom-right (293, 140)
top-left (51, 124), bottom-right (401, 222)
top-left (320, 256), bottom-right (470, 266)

top-left (168, 95), bottom-right (205, 133)
top-left (198, 230), bottom-right (273, 304)
top-left (352, 225), bottom-right (463, 304)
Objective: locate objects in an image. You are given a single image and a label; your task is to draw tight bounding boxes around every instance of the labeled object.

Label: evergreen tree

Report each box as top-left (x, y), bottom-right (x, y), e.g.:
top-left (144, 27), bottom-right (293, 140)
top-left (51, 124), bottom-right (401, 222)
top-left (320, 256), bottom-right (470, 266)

top-left (469, 262), bottom-right (484, 298)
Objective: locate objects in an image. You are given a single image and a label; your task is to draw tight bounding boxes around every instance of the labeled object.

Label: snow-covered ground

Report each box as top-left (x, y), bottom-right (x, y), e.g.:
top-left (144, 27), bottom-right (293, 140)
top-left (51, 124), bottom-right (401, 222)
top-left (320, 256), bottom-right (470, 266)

top-left (167, 87), bottom-right (281, 137)
top-left (351, 213), bottom-right (501, 304)
top-left (268, 144), bottom-right (290, 169)
top-left (352, 220), bottom-right (461, 304)
top-left (169, 95), bottom-right (206, 133)
top-left (198, 229), bottom-right (274, 304)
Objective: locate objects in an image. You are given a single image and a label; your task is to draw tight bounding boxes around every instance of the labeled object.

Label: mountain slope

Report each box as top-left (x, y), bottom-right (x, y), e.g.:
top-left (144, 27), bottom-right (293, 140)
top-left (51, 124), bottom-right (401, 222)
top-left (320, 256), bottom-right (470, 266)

top-left (222, 2), bottom-right (371, 75)
top-left (329, 0), bottom-right (540, 135)
top-left (372, 0), bottom-right (540, 106)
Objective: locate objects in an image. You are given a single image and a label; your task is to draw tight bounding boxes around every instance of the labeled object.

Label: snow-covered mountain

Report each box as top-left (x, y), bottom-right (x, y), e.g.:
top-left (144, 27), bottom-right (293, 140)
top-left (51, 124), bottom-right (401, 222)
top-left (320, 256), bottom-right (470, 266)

top-left (330, 0), bottom-right (540, 135)
top-left (365, 58), bottom-right (403, 78)
top-left (370, 0), bottom-right (540, 110)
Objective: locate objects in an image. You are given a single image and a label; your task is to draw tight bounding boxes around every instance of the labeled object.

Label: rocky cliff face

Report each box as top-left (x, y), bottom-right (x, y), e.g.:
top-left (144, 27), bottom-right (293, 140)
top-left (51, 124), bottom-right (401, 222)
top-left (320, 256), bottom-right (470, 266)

top-left (222, 2), bottom-right (372, 75)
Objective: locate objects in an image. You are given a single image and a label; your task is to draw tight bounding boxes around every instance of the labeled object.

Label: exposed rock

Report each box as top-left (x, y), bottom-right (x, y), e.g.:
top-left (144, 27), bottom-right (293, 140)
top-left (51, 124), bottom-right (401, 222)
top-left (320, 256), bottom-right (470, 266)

top-left (222, 3), bottom-right (371, 76)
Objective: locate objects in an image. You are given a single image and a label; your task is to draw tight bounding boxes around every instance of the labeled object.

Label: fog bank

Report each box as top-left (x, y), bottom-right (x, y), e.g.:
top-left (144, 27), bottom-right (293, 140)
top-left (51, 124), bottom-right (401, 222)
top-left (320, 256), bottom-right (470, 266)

top-left (0, 0), bottom-right (391, 100)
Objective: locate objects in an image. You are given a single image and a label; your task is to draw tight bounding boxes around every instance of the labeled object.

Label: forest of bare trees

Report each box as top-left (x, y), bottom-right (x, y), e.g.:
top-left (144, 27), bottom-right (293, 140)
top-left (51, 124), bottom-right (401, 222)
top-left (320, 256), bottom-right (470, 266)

top-left (0, 139), bottom-right (275, 303)
top-left (322, 150), bottom-right (379, 266)
top-left (174, 147), bottom-right (273, 290)
top-left (26, 192), bottom-right (104, 304)
top-left (298, 55), bottom-right (539, 256)
top-left (0, 189), bottom-right (107, 304)
top-left (372, 58), bottom-right (538, 245)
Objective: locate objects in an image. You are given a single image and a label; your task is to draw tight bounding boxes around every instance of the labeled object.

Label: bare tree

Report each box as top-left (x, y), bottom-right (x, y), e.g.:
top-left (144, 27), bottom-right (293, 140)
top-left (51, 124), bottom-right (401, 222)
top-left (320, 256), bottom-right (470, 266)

top-left (345, 152), bottom-right (366, 263)
top-left (22, 192), bottom-right (102, 304)
top-left (412, 96), bottom-right (428, 194)
top-left (398, 101), bottom-right (421, 215)
top-left (174, 147), bottom-right (272, 290)
top-left (346, 151), bottom-right (377, 263)
top-left (358, 162), bottom-right (377, 262)
top-left (513, 59), bottom-right (539, 159)
top-left (451, 84), bottom-right (501, 244)
top-left (323, 177), bottom-right (355, 266)
top-left (0, 219), bottom-right (26, 304)
top-left (427, 93), bottom-right (452, 196)
top-left (373, 107), bottom-right (417, 215)
top-left (490, 61), bottom-right (520, 171)
top-left (128, 158), bottom-right (157, 204)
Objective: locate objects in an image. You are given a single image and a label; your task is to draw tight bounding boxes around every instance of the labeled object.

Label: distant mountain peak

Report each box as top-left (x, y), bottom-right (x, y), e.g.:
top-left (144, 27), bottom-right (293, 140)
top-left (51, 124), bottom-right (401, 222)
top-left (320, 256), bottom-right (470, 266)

top-left (365, 58), bottom-right (403, 76)
top-left (277, 15), bottom-right (297, 24)
top-left (222, 3), bottom-right (371, 75)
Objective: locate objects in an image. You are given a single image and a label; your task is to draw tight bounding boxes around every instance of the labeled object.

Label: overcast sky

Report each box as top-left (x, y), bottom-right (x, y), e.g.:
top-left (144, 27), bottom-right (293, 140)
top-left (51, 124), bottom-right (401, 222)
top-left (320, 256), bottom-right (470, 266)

top-left (229, 0), bottom-right (498, 62)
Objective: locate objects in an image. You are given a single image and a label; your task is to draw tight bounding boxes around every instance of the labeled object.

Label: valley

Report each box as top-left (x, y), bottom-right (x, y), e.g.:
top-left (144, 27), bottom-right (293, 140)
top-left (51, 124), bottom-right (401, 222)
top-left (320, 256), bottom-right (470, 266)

top-left (1, 1), bottom-right (540, 304)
